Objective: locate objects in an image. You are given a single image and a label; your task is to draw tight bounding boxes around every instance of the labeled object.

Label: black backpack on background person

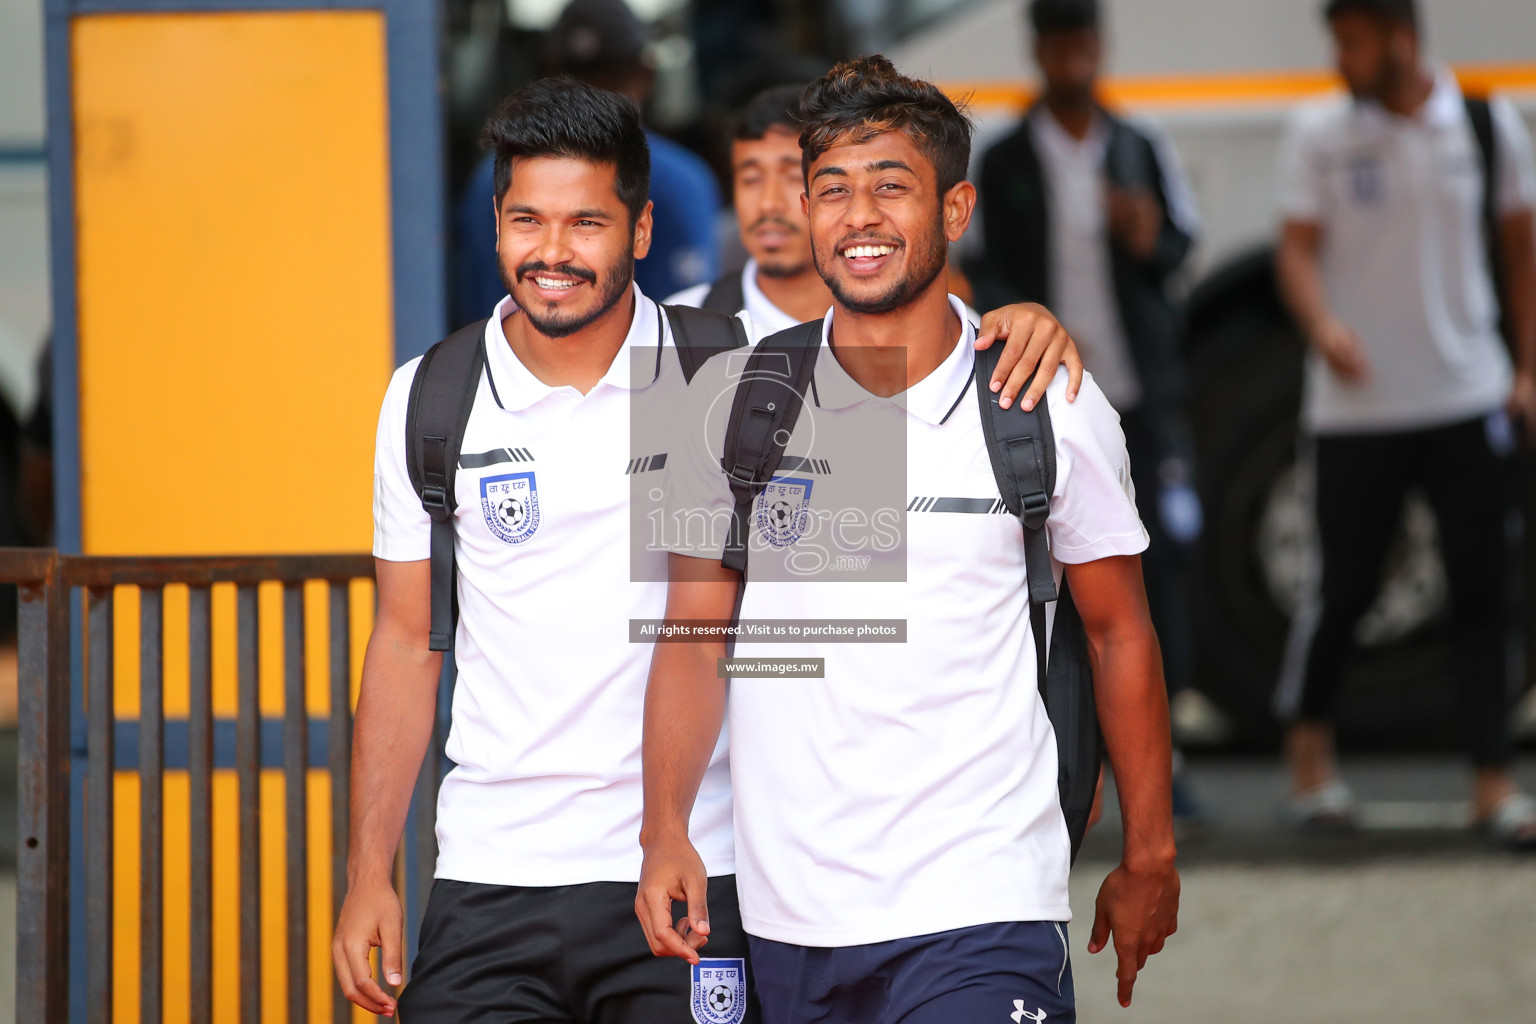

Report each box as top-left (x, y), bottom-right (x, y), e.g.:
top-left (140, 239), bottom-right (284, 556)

top-left (699, 271), bottom-right (747, 317)
top-left (404, 305), bottom-right (747, 652)
top-left (716, 327), bottom-right (1103, 863)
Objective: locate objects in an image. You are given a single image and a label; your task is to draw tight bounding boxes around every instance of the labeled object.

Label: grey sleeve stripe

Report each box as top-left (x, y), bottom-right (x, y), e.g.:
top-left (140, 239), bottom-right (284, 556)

top-left (929, 497), bottom-right (1001, 514)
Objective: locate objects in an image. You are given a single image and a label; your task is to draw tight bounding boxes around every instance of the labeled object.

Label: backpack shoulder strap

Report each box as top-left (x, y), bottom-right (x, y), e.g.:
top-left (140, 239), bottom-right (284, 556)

top-left (405, 318), bottom-right (488, 652)
top-left (663, 303), bottom-right (749, 384)
top-left (700, 271), bottom-right (747, 317)
top-left (1465, 95), bottom-right (1497, 221)
top-left (720, 321), bottom-right (823, 572)
top-left (974, 343), bottom-right (1058, 680)
top-left (975, 346), bottom-right (1103, 865)
top-left (1465, 95), bottom-right (1510, 346)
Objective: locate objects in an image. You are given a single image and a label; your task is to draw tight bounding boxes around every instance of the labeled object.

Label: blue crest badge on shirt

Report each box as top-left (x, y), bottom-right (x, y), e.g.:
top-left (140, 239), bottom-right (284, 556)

top-left (691, 957), bottom-right (746, 1024)
top-left (755, 477), bottom-right (813, 548)
top-left (480, 471), bottom-right (540, 544)
top-left (1348, 155), bottom-right (1384, 204)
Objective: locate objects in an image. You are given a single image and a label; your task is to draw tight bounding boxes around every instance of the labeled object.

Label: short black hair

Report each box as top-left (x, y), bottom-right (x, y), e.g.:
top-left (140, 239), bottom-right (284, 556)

top-left (480, 76), bottom-right (650, 222)
top-left (1322, 0), bottom-right (1418, 29)
top-left (733, 84), bottom-right (804, 143)
top-left (1028, 0), bottom-right (1100, 35)
top-left (798, 55), bottom-right (973, 196)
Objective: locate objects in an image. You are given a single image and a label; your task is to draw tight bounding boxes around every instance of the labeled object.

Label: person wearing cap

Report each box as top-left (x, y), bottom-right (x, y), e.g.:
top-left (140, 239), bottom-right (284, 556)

top-left (452, 0), bottom-right (722, 326)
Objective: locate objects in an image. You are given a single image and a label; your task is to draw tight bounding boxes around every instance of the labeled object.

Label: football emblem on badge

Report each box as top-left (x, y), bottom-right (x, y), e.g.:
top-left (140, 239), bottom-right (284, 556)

top-left (480, 471), bottom-right (540, 544)
top-left (755, 477), bottom-right (812, 548)
top-left (691, 958), bottom-right (746, 1024)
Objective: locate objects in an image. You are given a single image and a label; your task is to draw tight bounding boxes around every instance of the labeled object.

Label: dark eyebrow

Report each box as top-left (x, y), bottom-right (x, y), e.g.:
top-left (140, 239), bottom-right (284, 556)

top-left (811, 159), bottom-right (915, 182)
top-left (505, 204), bottom-right (614, 220)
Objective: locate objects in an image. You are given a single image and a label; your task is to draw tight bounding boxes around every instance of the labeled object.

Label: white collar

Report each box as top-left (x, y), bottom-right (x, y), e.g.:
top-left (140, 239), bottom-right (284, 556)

top-left (1031, 105), bottom-right (1111, 158)
top-left (1355, 63), bottom-right (1463, 128)
top-left (741, 258), bottom-right (805, 334)
top-left (812, 294), bottom-right (977, 426)
top-left (482, 283), bottom-right (665, 411)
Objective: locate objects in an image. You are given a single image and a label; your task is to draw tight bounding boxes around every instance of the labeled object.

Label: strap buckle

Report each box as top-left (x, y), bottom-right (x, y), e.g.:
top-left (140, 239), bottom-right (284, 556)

top-left (725, 464), bottom-right (759, 489)
top-left (1021, 490), bottom-right (1050, 530)
top-left (421, 485), bottom-right (450, 517)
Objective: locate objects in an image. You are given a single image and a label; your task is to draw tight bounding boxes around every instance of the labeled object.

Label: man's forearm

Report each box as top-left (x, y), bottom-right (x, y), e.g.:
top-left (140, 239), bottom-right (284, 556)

top-left (1276, 235), bottom-right (1332, 340)
top-left (640, 638), bottom-right (728, 846)
top-left (347, 631), bottom-right (441, 886)
top-left (1090, 629), bottom-right (1176, 869)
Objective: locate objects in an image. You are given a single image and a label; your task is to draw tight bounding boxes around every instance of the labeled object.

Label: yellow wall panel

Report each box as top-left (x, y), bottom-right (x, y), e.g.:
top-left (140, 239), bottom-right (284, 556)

top-left (72, 10), bottom-right (394, 556)
top-left (72, 11), bottom-right (392, 1020)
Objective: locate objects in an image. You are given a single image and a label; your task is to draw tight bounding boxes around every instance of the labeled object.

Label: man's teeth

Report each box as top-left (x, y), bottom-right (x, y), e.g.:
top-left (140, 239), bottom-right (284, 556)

top-left (533, 276), bottom-right (579, 290)
top-left (842, 245), bottom-right (896, 258)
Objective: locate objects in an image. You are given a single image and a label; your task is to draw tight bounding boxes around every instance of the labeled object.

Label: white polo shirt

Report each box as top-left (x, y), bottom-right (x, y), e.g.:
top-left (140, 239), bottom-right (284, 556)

top-left (1279, 67), bottom-right (1536, 434)
top-left (372, 285), bottom-right (741, 887)
top-left (1030, 108), bottom-right (1201, 414)
top-left (663, 295), bottom-right (1149, 946)
top-left (667, 259), bottom-right (803, 334)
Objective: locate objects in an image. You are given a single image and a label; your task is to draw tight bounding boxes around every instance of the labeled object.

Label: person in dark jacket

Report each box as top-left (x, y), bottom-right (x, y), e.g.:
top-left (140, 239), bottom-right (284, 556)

top-left (974, 0), bottom-right (1209, 813)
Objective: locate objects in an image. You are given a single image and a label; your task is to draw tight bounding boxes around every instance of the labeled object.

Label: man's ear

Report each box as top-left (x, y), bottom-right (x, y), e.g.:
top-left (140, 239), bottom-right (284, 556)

top-left (942, 180), bottom-right (977, 243)
top-left (800, 190), bottom-right (809, 218)
top-left (492, 195), bottom-right (501, 247)
top-left (633, 200), bottom-right (655, 261)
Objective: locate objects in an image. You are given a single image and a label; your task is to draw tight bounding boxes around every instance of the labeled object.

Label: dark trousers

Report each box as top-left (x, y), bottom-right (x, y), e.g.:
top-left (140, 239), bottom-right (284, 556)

top-left (398, 875), bottom-right (756, 1024)
top-left (749, 921), bottom-right (1074, 1024)
top-left (1277, 413), bottom-right (1516, 766)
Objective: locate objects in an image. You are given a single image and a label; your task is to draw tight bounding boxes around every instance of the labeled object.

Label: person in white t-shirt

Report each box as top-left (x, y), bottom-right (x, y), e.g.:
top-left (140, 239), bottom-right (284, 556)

top-left (638, 57), bottom-right (1178, 1022)
top-left (333, 75), bottom-right (1086, 1022)
top-left (669, 84), bottom-right (1074, 416)
top-left (1274, 0), bottom-right (1536, 847)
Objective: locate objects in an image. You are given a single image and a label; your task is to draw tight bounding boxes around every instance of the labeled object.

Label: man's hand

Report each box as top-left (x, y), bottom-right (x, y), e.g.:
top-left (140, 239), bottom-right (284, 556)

top-left (1088, 860), bottom-right (1180, 1008)
top-left (1107, 187), bottom-right (1162, 261)
top-left (636, 832), bottom-right (711, 964)
top-left (1508, 371), bottom-right (1536, 444)
top-left (974, 303), bottom-right (1085, 412)
top-left (332, 877), bottom-right (405, 1017)
top-left (1311, 316), bottom-right (1370, 383)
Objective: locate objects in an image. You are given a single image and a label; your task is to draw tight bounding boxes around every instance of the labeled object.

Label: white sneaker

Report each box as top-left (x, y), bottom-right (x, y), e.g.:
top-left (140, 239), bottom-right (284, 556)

top-left (1287, 778), bottom-right (1358, 830)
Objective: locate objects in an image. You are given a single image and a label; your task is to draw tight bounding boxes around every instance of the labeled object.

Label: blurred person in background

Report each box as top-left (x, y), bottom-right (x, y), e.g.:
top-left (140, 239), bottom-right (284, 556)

top-left (973, 0), bottom-right (1209, 822)
top-left (673, 85), bottom-right (1058, 410)
top-left (1274, 0), bottom-right (1536, 846)
top-left (452, 0), bottom-right (722, 326)
top-left (667, 85), bottom-right (831, 330)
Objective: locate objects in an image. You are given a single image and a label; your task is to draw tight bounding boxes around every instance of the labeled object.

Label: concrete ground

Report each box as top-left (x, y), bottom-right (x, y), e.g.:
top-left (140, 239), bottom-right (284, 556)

top-left (0, 748), bottom-right (1530, 1022)
top-left (1069, 756), bottom-right (1536, 1024)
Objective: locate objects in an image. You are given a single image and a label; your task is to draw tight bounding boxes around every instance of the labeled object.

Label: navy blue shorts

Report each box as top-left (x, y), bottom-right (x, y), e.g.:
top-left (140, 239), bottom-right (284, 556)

top-left (749, 920), bottom-right (1074, 1024)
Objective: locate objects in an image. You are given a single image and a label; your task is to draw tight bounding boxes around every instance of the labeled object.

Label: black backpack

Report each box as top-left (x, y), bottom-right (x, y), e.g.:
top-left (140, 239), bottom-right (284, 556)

top-left (699, 271), bottom-right (747, 317)
top-left (404, 305), bottom-right (747, 651)
top-left (716, 326), bottom-right (1103, 862)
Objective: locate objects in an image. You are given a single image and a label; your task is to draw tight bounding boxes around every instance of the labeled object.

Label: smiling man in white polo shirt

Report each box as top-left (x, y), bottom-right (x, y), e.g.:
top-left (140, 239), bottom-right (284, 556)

top-left (333, 74), bottom-right (1085, 1022)
top-left (1274, 0), bottom-right (1536, 846)
top-left (638, 57), bottom-right (1178, 1023)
